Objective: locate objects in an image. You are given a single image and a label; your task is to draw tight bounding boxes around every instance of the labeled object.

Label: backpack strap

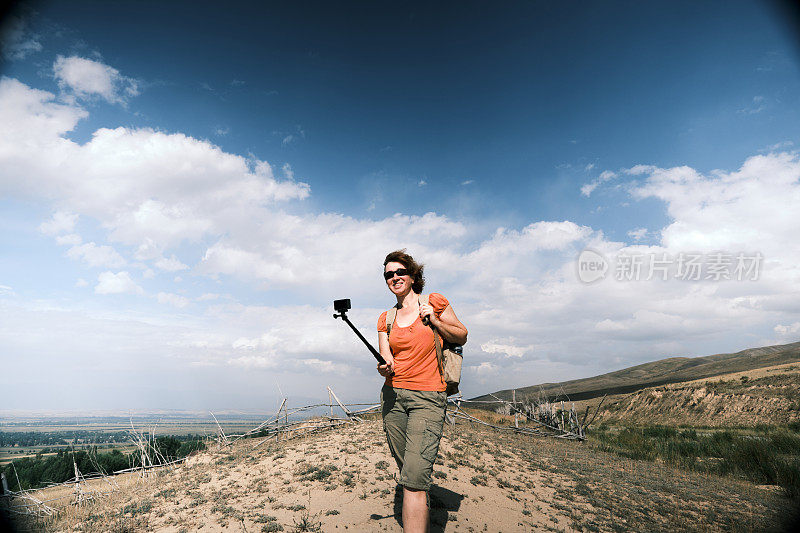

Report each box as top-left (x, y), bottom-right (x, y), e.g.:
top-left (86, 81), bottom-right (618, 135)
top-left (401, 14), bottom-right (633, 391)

top-left (420, 294), bottom-right (445, 376)
top-left (418, 293), bottom-right (429, 309)
top-left (387, 293), bottom-right (427, 336)
top-left (386, 305), bottom-right (398, 338)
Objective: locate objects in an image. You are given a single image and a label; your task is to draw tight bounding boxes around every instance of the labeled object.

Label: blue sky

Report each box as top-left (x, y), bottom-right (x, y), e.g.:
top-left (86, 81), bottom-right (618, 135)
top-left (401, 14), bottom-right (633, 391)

top-left (1, 1), bottom-right (800, 412)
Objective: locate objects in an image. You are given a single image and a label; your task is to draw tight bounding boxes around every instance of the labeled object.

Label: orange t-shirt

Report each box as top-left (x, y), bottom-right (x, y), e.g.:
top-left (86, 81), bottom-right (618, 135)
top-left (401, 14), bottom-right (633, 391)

top-left (377, 293), bottom-right (449, 392)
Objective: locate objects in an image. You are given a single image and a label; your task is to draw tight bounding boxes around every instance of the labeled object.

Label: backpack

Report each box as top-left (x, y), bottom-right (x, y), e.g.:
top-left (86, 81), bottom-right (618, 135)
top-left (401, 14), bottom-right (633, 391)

top-left (385, 294), bottom-right (463, 396)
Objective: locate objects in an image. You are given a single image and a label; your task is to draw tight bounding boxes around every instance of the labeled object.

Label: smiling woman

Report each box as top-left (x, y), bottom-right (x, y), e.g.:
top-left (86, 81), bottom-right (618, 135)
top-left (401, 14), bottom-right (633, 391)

top-left (376, 249), bottom-right (468, 533)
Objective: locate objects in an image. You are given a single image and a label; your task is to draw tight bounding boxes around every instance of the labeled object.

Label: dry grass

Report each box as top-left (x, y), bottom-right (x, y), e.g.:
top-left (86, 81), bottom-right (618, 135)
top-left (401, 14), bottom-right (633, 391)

top-left (563, 362), bottom-right (800, 428)
top-left (4, 415), bottom-right (796, 532)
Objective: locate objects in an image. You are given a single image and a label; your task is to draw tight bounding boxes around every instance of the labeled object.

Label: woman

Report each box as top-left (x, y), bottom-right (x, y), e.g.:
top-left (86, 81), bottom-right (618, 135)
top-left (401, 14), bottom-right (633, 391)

top-left (377, 250), bottom-right (468, 533)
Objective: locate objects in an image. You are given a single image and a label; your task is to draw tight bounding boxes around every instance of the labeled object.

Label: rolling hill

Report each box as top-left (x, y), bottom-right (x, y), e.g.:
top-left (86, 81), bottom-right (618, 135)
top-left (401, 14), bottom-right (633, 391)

top-left (472, 340), bottom-right (800, 404)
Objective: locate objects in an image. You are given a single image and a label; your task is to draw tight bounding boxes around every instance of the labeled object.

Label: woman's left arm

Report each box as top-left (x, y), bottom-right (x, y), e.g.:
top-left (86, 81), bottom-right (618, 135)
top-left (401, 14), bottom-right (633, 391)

top-left (423, 304), bottom-right (468, 345)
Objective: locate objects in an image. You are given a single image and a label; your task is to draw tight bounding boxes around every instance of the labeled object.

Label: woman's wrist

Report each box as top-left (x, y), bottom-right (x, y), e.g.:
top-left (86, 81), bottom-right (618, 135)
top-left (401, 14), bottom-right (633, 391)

top-left (433, 314), bottom-right (452, 333)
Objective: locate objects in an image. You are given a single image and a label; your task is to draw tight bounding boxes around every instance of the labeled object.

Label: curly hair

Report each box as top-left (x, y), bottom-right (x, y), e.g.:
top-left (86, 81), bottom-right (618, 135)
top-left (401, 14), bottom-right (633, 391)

top-left (383, 249), bottom-right (425, 294)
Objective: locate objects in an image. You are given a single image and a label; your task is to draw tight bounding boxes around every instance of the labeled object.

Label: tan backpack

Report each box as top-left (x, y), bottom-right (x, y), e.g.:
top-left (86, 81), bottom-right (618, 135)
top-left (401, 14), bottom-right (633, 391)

top-left (385, 294), bottom-right (463, 396)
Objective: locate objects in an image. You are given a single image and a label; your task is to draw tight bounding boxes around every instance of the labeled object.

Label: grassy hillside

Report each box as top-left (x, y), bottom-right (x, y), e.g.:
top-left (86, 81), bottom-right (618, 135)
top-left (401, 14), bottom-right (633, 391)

top-left (587, 361), bottom-right (800, 427)
top-left (473, 340), bottom-right (800, 404)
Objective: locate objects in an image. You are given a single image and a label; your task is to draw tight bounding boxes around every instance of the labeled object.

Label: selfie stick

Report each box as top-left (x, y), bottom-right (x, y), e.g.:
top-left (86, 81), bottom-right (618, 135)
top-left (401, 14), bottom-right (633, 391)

top-left (333, 299), bottom-right (387, 365)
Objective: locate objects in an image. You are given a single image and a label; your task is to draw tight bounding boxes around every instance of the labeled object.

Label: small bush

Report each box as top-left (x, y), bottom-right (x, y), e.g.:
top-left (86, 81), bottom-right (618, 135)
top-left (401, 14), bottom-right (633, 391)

top-left (155, 488), bottom-right (177, 499)
top-left (292, 510), bottom-right (322, 532)
top-left (122, 500), bottom-right (153, 516)
top-left (296, 464), bottom-right (336, 481)
top-left (470, 475), bottom-right (488, 486)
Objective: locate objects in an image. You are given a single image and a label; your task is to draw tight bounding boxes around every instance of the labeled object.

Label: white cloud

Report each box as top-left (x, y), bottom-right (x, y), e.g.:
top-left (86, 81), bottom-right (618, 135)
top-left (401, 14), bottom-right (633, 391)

top-left (197, 293), bottom-right (221, 301)
top-left (278, 126), bottom-right (306, 147)
top-left (299, 358), bottom-right (349, 375)
top-left (0, 79), bottom-right (310, 256)
top-left (75, 278), bottom-right (88, 287)
top-left (0, 285), bottom-right (14, 296)
top-left (40, 211), bottom-right (78, 235)
top-left (0, 16), bottom-right (42, 61)
top-left (629, 153), bottom-right (800, 258)
top-left (424, 152), bottom-right (800, 387)
top-left (581, 170), bottom-right (617, 197)
top-left (774, 322), bottom-right (800, 336)
top-left (624, 165), bottom-right (656, 176)
top-left (196, 211), bottom-right (466, 295)
top-left (418, 180), bottom-right (427, 186)
top-left (594, 319), bottom-right (627, 332)
top-left (154, 255), bottom-right (189, 272)
top-left (627, 227), bottom-right (648, 241)
top-left (470, 362), bottom-right (498, 376)
top-left (738, 95), bottom-right (766, 115)
top-left (281, 163), bottom-right (294, 181)
top-left (228, 355), bottom-right (278, 369)
top-left (66, 242), bottom-right (126, 268)
top-left (95, 271), bottom-right (142, 294)
top-left (480, 340), bottom-right (533, 359)
top-left (53, 56), bottom-right (139, 104)
top-left (467, 221), bottom-right (592, 269)
top-left (763, 141), bottom-right (793, 152)
top-left (157, 292), bottom-right (190, 308)
top-left (461, 179), bottom-right (474, 185)
top-left (5, 72), bottom-right (800, 401)
top-left (593, 310), bottom-right (699, 339)
top-left (56, 233), bottom-right (82, 246)
top-left (229, 353), bottom-right (349, 375)
top-left (0, 77), bottom-right (88, 172)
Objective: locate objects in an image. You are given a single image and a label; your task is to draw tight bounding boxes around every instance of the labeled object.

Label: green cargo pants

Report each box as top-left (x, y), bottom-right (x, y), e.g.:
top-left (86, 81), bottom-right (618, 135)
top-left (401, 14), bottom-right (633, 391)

top-left (380, 385), bottom-right (447, 491)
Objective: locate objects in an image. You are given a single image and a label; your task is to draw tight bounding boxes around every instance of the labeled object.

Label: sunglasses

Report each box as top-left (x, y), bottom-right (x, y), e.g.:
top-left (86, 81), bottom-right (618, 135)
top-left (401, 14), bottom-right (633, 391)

top-left (384, 268), bottom-right (410, 280)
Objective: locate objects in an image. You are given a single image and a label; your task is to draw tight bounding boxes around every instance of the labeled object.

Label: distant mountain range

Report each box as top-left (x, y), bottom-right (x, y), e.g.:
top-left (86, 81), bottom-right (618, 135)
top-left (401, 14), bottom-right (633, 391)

top-left (472, 341), bottom-right (800, 403)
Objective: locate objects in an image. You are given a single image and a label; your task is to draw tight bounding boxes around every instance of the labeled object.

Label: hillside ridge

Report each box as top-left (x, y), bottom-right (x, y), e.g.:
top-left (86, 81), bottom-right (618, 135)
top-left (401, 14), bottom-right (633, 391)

top-left (472, 340), bottom-right (800, 403)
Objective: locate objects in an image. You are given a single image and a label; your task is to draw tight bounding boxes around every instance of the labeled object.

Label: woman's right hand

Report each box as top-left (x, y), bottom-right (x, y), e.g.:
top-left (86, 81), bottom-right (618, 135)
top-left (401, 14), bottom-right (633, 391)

top-left (377, 359), bottom-right (394, 377)
top-left (377, 331), bottom-right (394, 377)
